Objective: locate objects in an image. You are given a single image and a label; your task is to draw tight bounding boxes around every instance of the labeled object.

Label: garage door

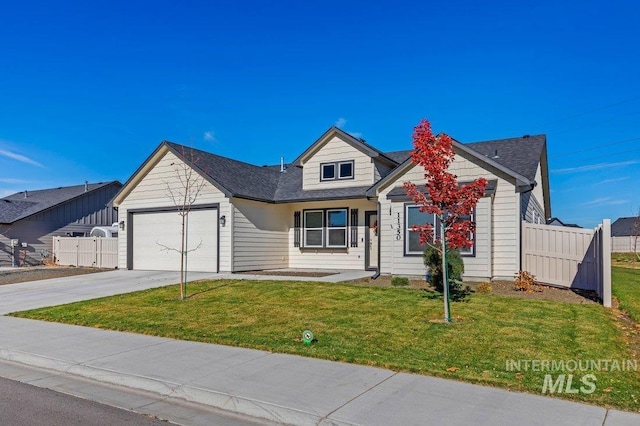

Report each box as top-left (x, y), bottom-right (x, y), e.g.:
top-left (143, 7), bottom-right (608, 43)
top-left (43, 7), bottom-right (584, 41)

top-left (132, 209), bottom-right (218, 272)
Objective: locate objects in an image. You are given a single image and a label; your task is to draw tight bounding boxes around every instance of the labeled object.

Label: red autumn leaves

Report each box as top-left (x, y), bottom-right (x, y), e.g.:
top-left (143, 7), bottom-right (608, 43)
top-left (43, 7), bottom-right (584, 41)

top-left (403, 119), bottom-right (487, 251)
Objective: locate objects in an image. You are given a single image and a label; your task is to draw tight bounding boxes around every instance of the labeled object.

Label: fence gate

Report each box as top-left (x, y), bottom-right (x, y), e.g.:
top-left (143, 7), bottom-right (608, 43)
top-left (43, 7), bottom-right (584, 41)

top-left (521, 220), bottom-right (611, 307)
top-left (53, 237), bottom-right (118, 269)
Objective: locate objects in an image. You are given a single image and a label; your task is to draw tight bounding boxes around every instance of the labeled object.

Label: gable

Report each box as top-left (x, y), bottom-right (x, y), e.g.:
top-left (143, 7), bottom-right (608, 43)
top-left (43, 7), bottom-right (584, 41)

top-left (301, 134), bottom-right (380, 191)
top-left (115, 150), bottom-right (228, 206)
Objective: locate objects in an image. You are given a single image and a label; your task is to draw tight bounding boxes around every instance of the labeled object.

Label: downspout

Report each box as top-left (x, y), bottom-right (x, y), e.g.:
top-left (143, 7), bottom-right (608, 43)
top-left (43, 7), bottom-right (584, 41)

top-left (371, 200), bottom-right (382, 279)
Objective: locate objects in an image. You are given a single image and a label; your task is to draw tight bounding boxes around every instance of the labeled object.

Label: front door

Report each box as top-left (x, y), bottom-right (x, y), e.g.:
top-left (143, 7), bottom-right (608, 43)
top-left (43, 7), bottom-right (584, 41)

top-left (365, 211), bottom-right (378, 271)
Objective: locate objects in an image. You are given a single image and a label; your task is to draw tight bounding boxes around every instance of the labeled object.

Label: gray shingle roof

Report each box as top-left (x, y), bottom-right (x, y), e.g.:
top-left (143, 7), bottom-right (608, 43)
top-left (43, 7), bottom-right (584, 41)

top-left (466, 135), bottom-right (546, 182)
top-left (612, 216), bottom-right (640, 237)
top-left (0, 182), bottom-right (121, 224)
top-left (164, 132), bottom-right (546, 204)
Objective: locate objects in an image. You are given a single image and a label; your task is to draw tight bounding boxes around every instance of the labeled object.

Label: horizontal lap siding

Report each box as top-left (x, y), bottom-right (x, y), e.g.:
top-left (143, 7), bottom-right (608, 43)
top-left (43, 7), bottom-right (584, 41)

top-left (232, 199), bottom-right (289, 271)
top-left (287, 200), bottom-right (376, 270)
top-left (118, 151), bottom-right (232, 272)
top-left (378, 153), bottom-right (518, 279)
top-left (303, 136), bottom-right (375, 190)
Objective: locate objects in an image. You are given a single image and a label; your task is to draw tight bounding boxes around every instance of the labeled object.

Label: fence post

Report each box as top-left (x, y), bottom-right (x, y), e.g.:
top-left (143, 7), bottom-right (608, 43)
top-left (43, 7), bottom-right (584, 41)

top-left (601, 219), bottom-right (612, 307)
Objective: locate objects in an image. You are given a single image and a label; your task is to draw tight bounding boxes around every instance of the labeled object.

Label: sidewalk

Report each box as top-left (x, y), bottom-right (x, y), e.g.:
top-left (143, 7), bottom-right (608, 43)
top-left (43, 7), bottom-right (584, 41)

top-left (1, 315), bottom-right (638, 426)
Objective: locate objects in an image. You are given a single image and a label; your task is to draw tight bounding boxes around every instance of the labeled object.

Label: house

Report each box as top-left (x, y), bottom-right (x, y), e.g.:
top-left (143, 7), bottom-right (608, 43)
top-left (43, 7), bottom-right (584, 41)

top-left (546, 217), bottom-right (582, 228)
top-left (112, 127), bottom-right (550, 280)
top-left (611, 216), bottom-right (639, 253)
top-left (0, 181), bottom-right (122, 266)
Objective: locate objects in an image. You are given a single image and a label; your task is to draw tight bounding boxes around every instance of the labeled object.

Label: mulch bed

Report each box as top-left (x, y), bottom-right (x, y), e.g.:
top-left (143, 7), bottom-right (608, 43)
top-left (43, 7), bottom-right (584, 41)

top-left (346, 275), bottom-right (599, 305)
top-left (241, 270), bottom-right (336, 277)
top-left (0, 267), bottom-right (106, 286)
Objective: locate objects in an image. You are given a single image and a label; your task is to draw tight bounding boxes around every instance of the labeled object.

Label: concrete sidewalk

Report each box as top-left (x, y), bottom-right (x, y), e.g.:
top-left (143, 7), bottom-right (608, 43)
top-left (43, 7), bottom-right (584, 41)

top-left (1, 316), bottom-right (638, 426)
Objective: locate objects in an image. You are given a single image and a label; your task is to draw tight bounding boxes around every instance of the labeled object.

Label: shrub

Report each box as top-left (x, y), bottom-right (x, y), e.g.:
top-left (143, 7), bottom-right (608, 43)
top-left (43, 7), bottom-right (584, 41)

top-left (424, 246), bottom-right (464, 292)
top-left (476, 282), bottom-right (492, 294)
top-left (391, 276), bottom-right (409, 286)
top-left (514, 271), bottom-right (540, 293)
top-left (423, 246), bottom-right (470, 301)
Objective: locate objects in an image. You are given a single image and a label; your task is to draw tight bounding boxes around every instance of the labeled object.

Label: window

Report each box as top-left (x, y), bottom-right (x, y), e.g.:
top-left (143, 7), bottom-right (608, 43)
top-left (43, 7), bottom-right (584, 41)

top-left (302, 208), bottom-right (348, 248)
top-left (327, 209), bottom-right (347, 247)
top-left (405, 205), bottom-right (437, 255)
top-left (304, 210), bottom-right (324, 247)
top-left (404, 205), bottom-right (476, 257)
top-left (321, 164), bottom-right (335, 180)
top-left (320, 160), bottom-right (354, 181)
top-left (338, 161), bottom-right (353, 179)
top-left (458, 213), bottom-right (474, 256)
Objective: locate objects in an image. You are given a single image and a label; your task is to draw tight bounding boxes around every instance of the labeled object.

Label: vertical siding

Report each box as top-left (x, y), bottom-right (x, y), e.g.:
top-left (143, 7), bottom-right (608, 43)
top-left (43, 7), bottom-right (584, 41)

top-left (287, 199), bottom-right (377, 270)
top-left (117, 151), bottom-right (232, 272)
top-left (231, 198), bottom-right (289, 271)
top-left (302, 136), bottom-right (376, 190)
top-left (378, 153), bottom-right (518, 280)
top-left (0, 183), bottom-right (120, 267)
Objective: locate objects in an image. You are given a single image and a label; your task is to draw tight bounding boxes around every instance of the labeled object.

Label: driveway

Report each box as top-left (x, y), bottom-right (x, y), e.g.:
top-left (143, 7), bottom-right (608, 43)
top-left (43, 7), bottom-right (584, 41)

top-left (0, 270), bottom-right (219, 315)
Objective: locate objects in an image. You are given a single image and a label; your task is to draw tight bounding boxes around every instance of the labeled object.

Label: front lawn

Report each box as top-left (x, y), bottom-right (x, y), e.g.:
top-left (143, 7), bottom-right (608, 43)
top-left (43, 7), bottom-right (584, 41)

top-left (613, 266), bottom-right (640, 323)
top-left (10, 279), bottom-right (640, 411)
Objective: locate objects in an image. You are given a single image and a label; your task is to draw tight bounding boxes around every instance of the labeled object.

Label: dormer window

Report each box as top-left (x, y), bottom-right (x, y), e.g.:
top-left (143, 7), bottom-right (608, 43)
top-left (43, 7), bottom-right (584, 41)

top-left (321, 160), bottom-right (354, 181)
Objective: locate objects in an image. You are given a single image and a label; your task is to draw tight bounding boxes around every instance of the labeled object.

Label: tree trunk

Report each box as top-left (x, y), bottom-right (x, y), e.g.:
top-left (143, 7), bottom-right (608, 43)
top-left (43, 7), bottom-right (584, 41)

top-left (440, 214), bottom-right (451, 322)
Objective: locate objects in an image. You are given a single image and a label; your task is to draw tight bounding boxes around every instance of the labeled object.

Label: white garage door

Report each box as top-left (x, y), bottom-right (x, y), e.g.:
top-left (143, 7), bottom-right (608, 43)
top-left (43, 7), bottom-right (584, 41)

top-left (132, 209), bottom-right (218, 272)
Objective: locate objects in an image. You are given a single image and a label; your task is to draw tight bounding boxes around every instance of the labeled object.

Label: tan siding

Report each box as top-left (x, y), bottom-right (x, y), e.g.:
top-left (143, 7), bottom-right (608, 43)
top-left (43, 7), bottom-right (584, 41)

top-left (302, 136), bottom-right (375, 190)
top-left (287, 199), bottom-right (377, 270)
top-left (231, 198), bottom-right (289, 271)
top-left (118, 151), bottom-right (232, 272)
top-left (378, 154), bottom-right (518, 280)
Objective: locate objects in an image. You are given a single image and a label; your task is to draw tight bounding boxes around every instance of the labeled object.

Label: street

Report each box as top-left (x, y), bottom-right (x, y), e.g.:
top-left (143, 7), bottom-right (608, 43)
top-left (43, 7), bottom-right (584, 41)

top-left (0, 376), bottom-right (168, 425)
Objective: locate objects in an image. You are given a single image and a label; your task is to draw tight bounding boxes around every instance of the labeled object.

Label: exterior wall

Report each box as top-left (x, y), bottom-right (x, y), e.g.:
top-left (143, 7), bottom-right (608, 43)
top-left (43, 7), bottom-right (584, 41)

top-left (117, 151), bottom-right (233, 272)
top-left (287, 199), bottom-right (377, 270)
top-left (521, 191), bottom-right (544, 224)
top-left (231, 198), bottom-right (289, 271)
top-left (521, 163), bottom-right (546, 224)
top-left (0, 183), bottom-right (120, 267)
top-left (378, 153), bottom-right (519, 280)
top-left (302, 136), bottom-right (376, 190)
top-left (612, 236), bottom-right (638, 253)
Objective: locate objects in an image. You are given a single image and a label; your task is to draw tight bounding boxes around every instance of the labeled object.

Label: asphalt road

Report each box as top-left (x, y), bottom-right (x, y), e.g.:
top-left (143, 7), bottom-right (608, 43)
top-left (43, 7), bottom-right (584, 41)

top-left (0, 376), bottom-right (168, 425)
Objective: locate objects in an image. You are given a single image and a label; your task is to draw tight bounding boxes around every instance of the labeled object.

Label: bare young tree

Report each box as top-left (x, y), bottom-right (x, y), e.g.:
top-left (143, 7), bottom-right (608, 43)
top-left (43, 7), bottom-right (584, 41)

top-left (157, 145), bottom-right (206, 300)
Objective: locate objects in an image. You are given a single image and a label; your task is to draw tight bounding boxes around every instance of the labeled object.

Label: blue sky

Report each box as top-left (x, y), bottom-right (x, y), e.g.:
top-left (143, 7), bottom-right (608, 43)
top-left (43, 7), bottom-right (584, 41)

top-left (0, 0), bottom-right (638, 228)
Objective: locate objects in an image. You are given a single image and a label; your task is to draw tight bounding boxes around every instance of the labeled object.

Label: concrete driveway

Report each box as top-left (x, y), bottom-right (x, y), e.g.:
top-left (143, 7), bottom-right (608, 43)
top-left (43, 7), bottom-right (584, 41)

top-left (0, 270), bottom-right (219, 315)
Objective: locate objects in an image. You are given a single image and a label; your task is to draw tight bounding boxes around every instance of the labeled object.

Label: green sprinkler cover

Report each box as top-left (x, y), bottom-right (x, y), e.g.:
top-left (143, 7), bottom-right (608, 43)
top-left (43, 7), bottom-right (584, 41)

top-left (302, 330), bottom-right (314, 344)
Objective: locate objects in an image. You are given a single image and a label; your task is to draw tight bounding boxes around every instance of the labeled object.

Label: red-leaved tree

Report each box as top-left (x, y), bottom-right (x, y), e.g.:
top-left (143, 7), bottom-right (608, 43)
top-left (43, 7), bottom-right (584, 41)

top-left (403, 119), bottom-right (487, 322)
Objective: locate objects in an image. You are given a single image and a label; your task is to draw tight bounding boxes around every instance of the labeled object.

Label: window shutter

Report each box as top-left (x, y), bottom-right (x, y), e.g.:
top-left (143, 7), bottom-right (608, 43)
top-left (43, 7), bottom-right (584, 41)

top-left (350, 209), bottom-right (358, 247)
top-left (294, 211), bottom-right (301, 247)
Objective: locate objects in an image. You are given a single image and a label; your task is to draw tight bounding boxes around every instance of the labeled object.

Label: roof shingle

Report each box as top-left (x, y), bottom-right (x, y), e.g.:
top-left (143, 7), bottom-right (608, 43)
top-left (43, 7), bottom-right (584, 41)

top-left (0, 182), bottom-right (121, 224)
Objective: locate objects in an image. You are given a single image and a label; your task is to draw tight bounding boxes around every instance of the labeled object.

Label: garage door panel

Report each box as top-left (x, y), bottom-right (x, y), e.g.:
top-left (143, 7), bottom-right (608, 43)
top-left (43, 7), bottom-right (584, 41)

top-left (132, 209), bottom-right (218, 272)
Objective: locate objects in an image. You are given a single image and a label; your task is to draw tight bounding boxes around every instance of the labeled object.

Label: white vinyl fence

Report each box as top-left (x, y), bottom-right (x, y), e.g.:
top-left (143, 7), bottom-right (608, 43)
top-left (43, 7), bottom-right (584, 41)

top-left (53, 237), bottom-right (118, 269)
top-left (612, 236), bottom-right (639, 254)
top-left (522, 220), bottom-right (611, 307)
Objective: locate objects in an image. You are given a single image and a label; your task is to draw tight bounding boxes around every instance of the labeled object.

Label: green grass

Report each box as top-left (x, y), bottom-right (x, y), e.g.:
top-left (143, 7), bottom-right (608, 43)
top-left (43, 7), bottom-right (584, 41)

top-left (613, 266), bottom-right (640, 323)
top-left (10, 279), bottom-right (640, 411)
top-left (612, 252), bottom-right (640, 269)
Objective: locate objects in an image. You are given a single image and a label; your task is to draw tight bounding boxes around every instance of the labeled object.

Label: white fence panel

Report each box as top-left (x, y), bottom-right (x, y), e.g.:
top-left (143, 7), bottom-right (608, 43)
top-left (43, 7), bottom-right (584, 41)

top-left (53, 237), bottom-right (118, 268)
top-left (522, 220), bottom-right (611, 307)
top-left (612, 236), bottom-right (638, 253)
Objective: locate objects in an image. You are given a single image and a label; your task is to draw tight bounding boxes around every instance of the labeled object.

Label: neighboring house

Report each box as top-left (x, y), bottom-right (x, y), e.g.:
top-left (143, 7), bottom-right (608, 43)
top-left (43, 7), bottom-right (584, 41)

top-left (112, 127), bottom-right (550, 280)
top-left (0, 181), bottom-right (122, 266)
top-left (611, 216), bottom-right (640, 253)
top-left (546, 217), bottom-right (582, 228)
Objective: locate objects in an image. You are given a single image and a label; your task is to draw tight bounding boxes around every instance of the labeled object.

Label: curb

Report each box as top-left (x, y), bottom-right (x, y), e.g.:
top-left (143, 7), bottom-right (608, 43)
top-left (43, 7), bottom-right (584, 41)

top-left (0, 348), bottom-right (344, 426)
